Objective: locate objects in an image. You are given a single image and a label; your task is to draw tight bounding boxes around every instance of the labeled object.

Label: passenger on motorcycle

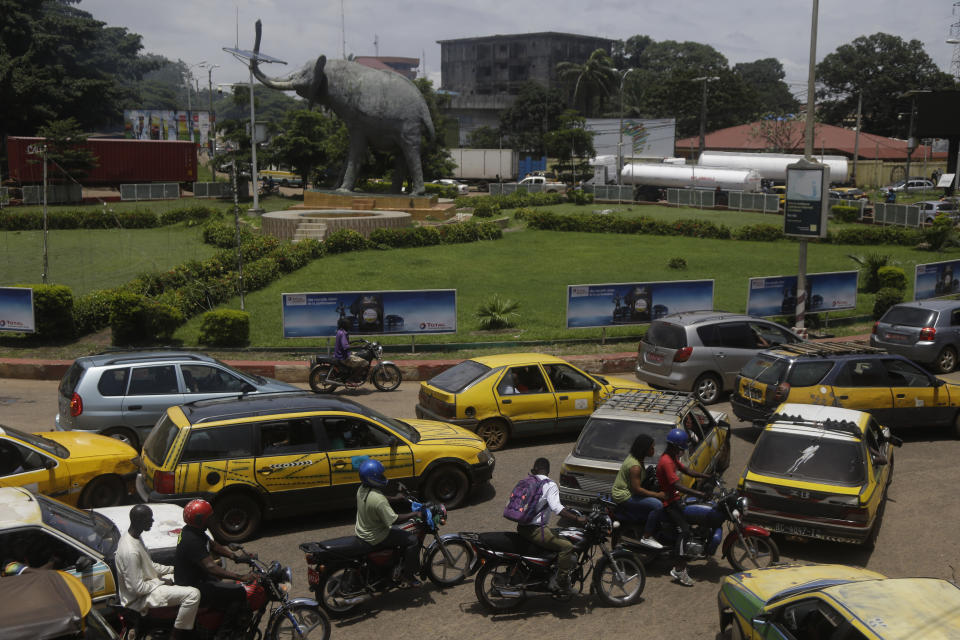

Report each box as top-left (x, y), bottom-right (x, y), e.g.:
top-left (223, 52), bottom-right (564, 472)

top-left (115, 505), bottom-right (200, 640)
top-left (335, 317), bottom-right (366, 377)
top-left (174, 499), bottom-right (255, 631)
top-left (518, 457), bottom-right (587, 594)
top-left (656, 428), bottom-right (712, 587)
top-left (611, 434), bottom-right (665, 550)
top-left (355, 459), bottom-right (423, 588)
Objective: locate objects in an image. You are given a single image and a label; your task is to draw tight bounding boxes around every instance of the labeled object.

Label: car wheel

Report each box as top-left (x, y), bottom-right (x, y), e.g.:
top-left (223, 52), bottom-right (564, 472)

top-left (693, 373), bottom-right (722, 405)
top-left (423, 465), bottom-right (469, 509)
top-left (211, 493), bottom-right (262, 543)
top-left (935, 346), bottom-right (958, 374)
top-left (475, 419), bottom-right (509, 451)
top-left (78, 475), bottom-right (126, 508)
top-left (102, 427), bottom-right (139, 451)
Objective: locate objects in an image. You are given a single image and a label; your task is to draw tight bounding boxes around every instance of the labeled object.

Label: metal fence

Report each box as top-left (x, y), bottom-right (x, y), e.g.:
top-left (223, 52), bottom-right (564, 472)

top-left (22, 184), bottom-right (83, 205)
top-left (591, 185), bottom-right (634, 201)
top-left (871, 203), bottom-right (923, 227)
top-left (666, 188), bottom-right (716, 208)
top-left (727, 191), bottom-right (780, 213)
top-left (0, 187), bottom-right (8, 206)
top-left (487, 183), bottom-right (566, 196)
top-left (193, 182), bottom-right (233, 198)
top-left (120, 183), bottom-right (180, 201)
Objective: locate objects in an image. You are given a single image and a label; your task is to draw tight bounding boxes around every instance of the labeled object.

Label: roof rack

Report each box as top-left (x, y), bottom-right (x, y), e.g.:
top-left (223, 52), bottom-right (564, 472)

top-left (599, 389), bottom-right (695, 415)
top-left (770, 412), bottom-right (863, 439)
top-left (102, 353), bottom-right (207, 366)
top-left (770, 341), bottom-right (883, 358)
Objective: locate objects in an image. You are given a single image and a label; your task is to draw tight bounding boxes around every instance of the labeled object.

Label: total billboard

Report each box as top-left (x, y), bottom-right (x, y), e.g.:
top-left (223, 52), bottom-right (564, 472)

top-left (584, 118), bottom-right (676, 159)
top-left (282, 290), bottom-right (457, 338)
top-left (124, 109), bottom-right (212, 147)
top-left (914, 259), bottom-right (960, 300)
top-left (566, 280), bottom-right (714, 329)
top-left (746, 271), bottom-right (858, 317)
top-left (0, 287), bottom-right (35, 333)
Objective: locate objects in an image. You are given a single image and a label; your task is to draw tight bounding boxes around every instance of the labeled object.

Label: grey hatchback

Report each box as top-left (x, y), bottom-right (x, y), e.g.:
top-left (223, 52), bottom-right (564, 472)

top-left (635, 311), bottom-right (803, 404)
top-left (870, 300), bottom-right (960, 373)
top-left (55, 351), bottom-right (299, 449)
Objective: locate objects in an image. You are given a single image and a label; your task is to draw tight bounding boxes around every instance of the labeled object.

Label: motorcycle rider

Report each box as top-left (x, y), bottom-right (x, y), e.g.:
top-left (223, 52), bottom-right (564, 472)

top-left (656, 428), bottom-right (712, 587)
top-left (611, 433), bottom-right (665, 549)
top-left (518, 457), bottom-right (587, 594)
top-left (116, 505), bottom-right (200, 640)
top-left (334, 317), bottom-right (366, 379)
top-left (174, 499), bottom-right (255, 631)
top-left (355, 458), bottom-right (423, 588)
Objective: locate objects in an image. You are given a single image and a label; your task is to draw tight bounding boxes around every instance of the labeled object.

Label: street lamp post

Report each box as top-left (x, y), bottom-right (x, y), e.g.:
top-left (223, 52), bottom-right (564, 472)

top-left (617, 68), bottom-right (635, 196)
top-left (901, 89), bottom-right (931, 183)
top-left (692, 76), bottom-right (719, 159)
top-left (184, 61), bottom-right (207, 142)
top-left (200, 63), bottom-right (220, 158)
top-left (948, 38), bottom-right (960, 195)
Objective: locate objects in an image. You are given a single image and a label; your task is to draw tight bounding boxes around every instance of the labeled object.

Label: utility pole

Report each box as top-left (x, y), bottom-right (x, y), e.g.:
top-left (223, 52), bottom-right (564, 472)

top-left (41, 145), bottom-right (48, 284)
top-left (201, 63), bottom-right (220, 157)
top-left (618, 68), bottom-right (635, 198)
top-left (692, 76), bottom-right (719, 159)
top-left (851, 92), bottom-right (862, 185)
top-left (795, 0), bottom-right (820, 332)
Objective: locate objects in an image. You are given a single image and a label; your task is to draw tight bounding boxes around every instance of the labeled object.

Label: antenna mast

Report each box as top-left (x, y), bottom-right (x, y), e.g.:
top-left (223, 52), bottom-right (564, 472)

top-left (952, 2), bottom-right (960, 79)
top-left (374, 34), bottom-right (379, 57)
top-left (340, 0), bottom-right (347, 59)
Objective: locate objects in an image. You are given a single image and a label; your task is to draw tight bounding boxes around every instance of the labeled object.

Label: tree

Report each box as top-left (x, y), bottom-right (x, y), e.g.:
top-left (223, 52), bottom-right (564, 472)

top-left (544, 111), bottom-right (595, 180)
top-left (414, 78), bottom-right (456, 182)
top-left (733, 58), bottom-right (800, 116)
top-left (816, 33), bottom-right (957, 137)
top-left (556, 49), bottom-right (618, 117)
top-left (265, 109), bottom-right (344, 187)
top-left (749, 114), bottom-right (811, 153)
top-left (497, 81), bottom-right (566, 154)
top-left (465, 125), bottom-right (501, 149)
top-left (34, 117), bottom-right (98, 181)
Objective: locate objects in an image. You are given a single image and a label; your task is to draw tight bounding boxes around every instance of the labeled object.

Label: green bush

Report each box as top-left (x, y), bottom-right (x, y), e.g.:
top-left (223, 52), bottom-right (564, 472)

top-left (423, 183), bottom-right (458, 199)
top-left (829, 226), bottom-right (921, 246)
top-left (324, 229), bottom-right (368, 253)
top-left (513, 207), bottom-right (535, 221)
top-left (831, 205), bottom-right (860, 223)
top-left (203, 220), bottom-right (255, 248)
top-left (733, 224), bottom-right (784, 242)
top-left (73, 288), bottom-right (117, 336)
top-left (437, 220), bottom-right (502, 243)
top-left (198, 309), bottom-right (250, 347)
top-left (668, 257), bottom-right (687, 269)
top-left (873, 287), bottom-right (904, 320)
top-left (159, 205), bottom-right (220, 226)
top-left (476, 293), bottom-right (520, 330)
top-left (877, 266), bottom-right (908, 291)
top-left (454, 191), bottom-right (563, 211)
top-left (110, 292), bottom-right (184, 346)
top-left (922, 213), bottom-right (958, 251)
top-left (471, 200), bottom-right (501, 218)
top-left (243, 256), bottom-right (281, 290)
top-left (10, 284), bottom-right (74, 340)
top-left (567, 189), bottom-right (593, 205)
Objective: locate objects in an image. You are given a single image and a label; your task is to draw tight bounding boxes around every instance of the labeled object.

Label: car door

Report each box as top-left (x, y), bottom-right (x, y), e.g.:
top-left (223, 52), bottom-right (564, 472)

top-left (180, 363), bottom-right (254, 401)
top-left (176, 423), bottom-right (256, 496)
top-left (543, 363), bottom-right (600, 433)
top-left (494, 365), bottom-right (558, 436)
top-left (687, 404), bottom-right (723, 474)
top-left (321, 415), bottom-right (414, 505)
top-left (702, 322), bottom-right (763, 389)
top-left (825, 358), bottom-right (895, 422)
top-left (680, 409), bottom-right (714, 477)
top-left (252, 417), bottom-right (331, 513)
top-left (862, 419), bottom-right (891, 519)
top-left (0, 438), bottom-right (62, 499)
top-left (882, 357), bottom-right (954, 427)
top-left (121, 365), bottom-right (184, 432)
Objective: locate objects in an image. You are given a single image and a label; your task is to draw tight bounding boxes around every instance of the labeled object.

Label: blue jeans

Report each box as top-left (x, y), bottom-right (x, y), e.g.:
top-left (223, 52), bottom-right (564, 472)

top-left (615, 496), bottom-right (663, 536)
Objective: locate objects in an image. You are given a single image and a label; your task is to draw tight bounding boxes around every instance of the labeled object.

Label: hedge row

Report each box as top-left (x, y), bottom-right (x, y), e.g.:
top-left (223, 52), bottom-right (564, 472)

top-left (0, 205), bottom-right (222, 230)
top-left (368, 220), bottom-right (502, 248)
top-left (355, 180), bottom-right (459, 200)
top-left (455, 191), bottom-right (565, 210)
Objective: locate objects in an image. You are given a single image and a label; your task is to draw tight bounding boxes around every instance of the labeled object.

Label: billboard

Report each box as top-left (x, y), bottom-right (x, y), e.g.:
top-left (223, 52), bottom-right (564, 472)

top-left (566, 280), bottom-right (714, 329)
top-left (0, 287), bottom-right (35, 333)
top-left (914, 259), bottom-right (960, 300)
top-left (123, 110), bottom-right (212, 147)
top-left (747, 271), bottom-right (858, 317)
top-left (584, 118), bottom-right (676, 159)
top-left (282, 290), bottom-right (457, 338)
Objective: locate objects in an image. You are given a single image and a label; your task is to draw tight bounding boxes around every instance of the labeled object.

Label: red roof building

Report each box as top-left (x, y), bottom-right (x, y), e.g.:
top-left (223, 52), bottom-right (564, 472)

top-left (354, 56), bottom-right (419, 80)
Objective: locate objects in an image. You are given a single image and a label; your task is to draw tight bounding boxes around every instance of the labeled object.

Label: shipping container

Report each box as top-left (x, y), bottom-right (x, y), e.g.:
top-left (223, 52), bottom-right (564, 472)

top-left (6, 137), bottom-right (198, 186)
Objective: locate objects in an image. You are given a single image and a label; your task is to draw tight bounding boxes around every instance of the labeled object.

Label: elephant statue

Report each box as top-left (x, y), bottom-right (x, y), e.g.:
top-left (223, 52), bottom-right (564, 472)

top-left (250, 20), bottom-right (434, 195)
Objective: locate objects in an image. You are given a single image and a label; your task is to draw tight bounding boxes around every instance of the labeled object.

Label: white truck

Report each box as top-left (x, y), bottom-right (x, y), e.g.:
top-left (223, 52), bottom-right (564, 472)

top-left (450, 148), bottom-right (518, 184)
top-left (517, 175), bottom-right (566, 192)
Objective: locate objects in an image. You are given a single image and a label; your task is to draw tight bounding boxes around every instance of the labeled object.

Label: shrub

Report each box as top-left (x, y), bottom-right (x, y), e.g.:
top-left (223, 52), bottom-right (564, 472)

top-left (877, 266), bottom-right (908, 291)
top-left (668, 257), bottom-right (687, 269)
top-left (873, 287), bottom-right (904, 320)
top-left (831, 226), bottom-right (921, 246)
top-left (831, 204), bottom-right (860, 223)
top-left (324, 229), bottom-right (368, 253)
top-left (242, 256), bottom-right (281, 290)
top-left (11, 284), bottom-right (75, 340)
top-left (203, 220), bottom-right (255, 247)
top-left (476, 293), bottom-right (520, 330)
top-left (423, 183), bottom-right (458, 199)
top-left (567, 189), bottom-right (593, 206)
top-left (513, 207), bottom-right (535, 221)
top-left (472, 200), bottom-right (501, 218)
top-left (73, 288), bottom-right (117, 336)
top-left (733, 224), bottom-right (783, 242)
top-left (198, 309), bottom-right (250, 347)
top-left (848, 253), bottom-right (894, 293)
top-left (159, 205), bottom-right (220, 226)
top-left (110, 292), bottom-right (184, 346)
top-left (922, 213), bottom-right (958, 251)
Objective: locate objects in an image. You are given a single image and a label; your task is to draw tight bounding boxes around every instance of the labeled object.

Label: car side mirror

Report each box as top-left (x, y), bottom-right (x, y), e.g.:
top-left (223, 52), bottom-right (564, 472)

top-left (871, 454), bottom-right (888, 466)
top-left (389, 436), bottom-right (400, 452)
top-left (74, 556), bottom-right (94, 572)
top-left (934, 378), bottom-right (946, 387)
top-left (242, 383), bottom-right (257, 393)
top-left (43, 458), bottom-right (56, 470)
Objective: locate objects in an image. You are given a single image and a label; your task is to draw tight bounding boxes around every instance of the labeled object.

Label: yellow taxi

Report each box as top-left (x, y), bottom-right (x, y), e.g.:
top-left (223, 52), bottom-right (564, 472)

top-left (737, 403), bottom-right (900, 548)
top-left (137, 391), bottom-right (494, 542)
top-left (414, 353), bottom-right (651, 450)
top-left (1, 569), bottom-right (121, 639)
top-left (718, 563), bottom-right (960, 639)
top-left (0, 425), bottom-right (137, 508)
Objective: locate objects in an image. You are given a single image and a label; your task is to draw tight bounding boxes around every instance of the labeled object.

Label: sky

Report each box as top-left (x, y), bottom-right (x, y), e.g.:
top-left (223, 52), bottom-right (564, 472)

top-left (77, 0), bottom-right (960, 95)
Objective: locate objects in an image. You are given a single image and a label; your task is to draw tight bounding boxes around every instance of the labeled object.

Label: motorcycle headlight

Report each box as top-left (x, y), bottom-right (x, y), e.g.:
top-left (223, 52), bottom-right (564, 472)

top-left (737, 496), bottom-right (749, 514)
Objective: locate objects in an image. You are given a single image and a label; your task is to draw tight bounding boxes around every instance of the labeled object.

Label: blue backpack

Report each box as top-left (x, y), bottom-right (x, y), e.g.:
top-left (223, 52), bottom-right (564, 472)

top-left (503, 475), bottom-right (548, 524)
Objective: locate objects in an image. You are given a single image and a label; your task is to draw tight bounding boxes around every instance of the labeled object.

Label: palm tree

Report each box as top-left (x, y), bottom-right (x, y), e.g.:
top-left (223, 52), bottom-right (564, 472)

top-left (556, 49), bottom-right (617, 117)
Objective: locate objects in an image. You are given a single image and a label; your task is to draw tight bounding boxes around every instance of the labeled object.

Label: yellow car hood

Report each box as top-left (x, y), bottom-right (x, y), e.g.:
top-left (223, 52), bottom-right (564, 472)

top-left (39, 431), bottom-right (137, 460)
top-left (601, 375), bottom-right (652, 391)
top-left (406, 419), bottom-right (486, 448)
top-left (730, 563), bottom-right (885, 602)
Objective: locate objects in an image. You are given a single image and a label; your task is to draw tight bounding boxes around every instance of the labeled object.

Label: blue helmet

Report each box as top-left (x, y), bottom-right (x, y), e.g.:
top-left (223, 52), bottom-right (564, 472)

top-left (666, 428), bottom-right (690, 450)
top-left (358, 458), bottom-right (388, 488)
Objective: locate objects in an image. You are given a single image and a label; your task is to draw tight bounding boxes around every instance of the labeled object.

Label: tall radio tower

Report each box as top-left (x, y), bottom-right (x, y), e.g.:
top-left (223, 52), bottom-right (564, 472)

top-left (952, 2), bottom-right (960, 78)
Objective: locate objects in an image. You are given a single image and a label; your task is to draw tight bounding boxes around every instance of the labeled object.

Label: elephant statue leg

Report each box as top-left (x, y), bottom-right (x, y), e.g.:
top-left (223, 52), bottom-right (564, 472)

top-left (338, 133), bottom-right (368, 193)
top-left (399, 133), bottom-right (426, 196)
top-left (391, 154), bottom-right (407, 194)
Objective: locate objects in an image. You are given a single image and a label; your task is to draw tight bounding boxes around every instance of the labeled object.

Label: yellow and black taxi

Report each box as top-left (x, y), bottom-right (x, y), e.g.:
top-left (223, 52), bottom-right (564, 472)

top-left (415, 353), bottom-right (651, 451)
top-left (718, 563), bottom-right (960, 639)
top-left (137, 391), bottom-right (494, 542)
top-left (731, 342), bottom-right (960, 436)
top-left (738, 403), bottom-right (900, 548)
top-left (0, 424), bottom-right (138, 508)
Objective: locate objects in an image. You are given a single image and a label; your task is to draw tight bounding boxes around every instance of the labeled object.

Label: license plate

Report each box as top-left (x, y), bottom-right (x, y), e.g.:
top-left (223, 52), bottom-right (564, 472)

top-left (647, 352), bottom-right (664, 364)
top-left (771, 523), bottom-right (818, 537)
top-left (884, 332), bottom-right (907, 342)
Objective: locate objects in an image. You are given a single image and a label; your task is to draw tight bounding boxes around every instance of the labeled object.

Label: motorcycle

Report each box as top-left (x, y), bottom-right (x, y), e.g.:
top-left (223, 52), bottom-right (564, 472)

top-left (308, 339), bottom-right (402, 393)
top-left (603, 477), bottom-right (779, 573)
top-left (300, 493), bottom-right (475, 617)
top-left (467, 503), bottom-right (646, 612)
top-left (259, 181), bottom-right (280, 197)
top-left (114, 550), bottom-right (331, 640)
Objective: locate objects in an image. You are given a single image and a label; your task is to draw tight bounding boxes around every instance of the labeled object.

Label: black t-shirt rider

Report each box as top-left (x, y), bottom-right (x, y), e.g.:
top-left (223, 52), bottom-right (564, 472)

top-left (173, 524), bottom-right (211, 587)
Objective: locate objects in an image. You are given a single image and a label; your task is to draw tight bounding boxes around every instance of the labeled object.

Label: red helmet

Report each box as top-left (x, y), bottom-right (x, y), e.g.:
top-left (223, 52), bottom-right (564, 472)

top-left (183, 499), bottom-right (213, 528)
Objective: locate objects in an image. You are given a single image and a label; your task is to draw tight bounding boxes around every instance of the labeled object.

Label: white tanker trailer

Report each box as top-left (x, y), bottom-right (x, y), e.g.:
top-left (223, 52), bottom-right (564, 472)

top-left (697, 150), bottom-right (849, 182)
top-left (620, 162), bottom-right (762, 191)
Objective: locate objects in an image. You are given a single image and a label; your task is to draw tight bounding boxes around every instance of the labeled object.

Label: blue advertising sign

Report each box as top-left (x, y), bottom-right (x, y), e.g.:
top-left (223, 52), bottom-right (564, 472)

top-left (282, 289), bottom-right (457, 338)
top-left (914, 259), bottom-right (960, 300)
top-left (746, 271), bottom-right (858, 317)
top-left (0, 287), bottom-right (35, 333)
top-left (566, 280), bottom-right (714, 329)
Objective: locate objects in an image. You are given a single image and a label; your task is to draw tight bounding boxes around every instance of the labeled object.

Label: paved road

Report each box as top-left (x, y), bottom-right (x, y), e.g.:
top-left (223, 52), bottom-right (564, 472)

top-left (3, 379), bottom-right (960, 638)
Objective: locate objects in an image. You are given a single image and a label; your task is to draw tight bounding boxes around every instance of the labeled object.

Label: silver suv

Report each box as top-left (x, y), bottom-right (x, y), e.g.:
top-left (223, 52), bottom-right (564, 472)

top-left (55, 351), bottom-right (299, 449)
top-left (870, 300), bottom-right (960, 373)
top-left (636, 311), bottom-right (803, 404)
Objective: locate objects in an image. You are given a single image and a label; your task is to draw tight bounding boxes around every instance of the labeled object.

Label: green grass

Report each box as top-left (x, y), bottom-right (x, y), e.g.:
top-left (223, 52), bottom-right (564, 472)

top-left (6, 193), bottom-right (297, 217)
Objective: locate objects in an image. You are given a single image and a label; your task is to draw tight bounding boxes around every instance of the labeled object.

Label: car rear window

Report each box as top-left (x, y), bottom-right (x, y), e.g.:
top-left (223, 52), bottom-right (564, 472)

top-left (142, 414), bottom-right (182, 467)
top-left (644, 322), bottom-right (686, 349)
top-left (97, 367), bottom-right (130, 396)
top-left (428, 360), bottom-right (494, 393)
top-left (181, 424), bottom-right (254, 462)
top-left (741, 355), bottom-right (789, 384)
top-left (58, 362), bottom-right (86, 398)
top-left (749, 431), bottom-right (865, 486)
top-left (881, 306), bottom-right (937, 327)
top-left (787, 361), bottom-right (834, 386)
top-left (573, 417), bottom-right (670, 462)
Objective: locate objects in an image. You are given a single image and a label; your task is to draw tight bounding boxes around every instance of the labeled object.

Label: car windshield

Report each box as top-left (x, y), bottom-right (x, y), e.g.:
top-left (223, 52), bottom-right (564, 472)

top-left (881, 306), bottom-right (937, 327)
top-left (643, 322), bottom-right (686, 349)
top-left (38, 494), bottom-right (120, 557)
top-left (741, 356), bottom-right (789, 384)
top-left (4, 426), bottom-right (69, 458)
top-left (213, 358), bottom-right (264, 384)
top-left (361, 406), bottom-right (420, 443)
top-left (427, 360), bottom-right (494, 393)
top-left (573, 417), bottom-right (670, 462)
top-left (749, 431), bottom-right (865, 486)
